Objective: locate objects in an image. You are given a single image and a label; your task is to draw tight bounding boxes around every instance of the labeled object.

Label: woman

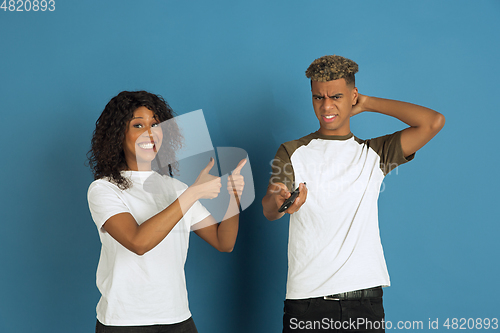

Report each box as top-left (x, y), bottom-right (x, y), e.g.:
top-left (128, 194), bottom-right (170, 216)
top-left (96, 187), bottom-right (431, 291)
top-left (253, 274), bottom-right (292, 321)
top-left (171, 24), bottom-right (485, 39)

top-left (87, 91), bottom-right (245, 332)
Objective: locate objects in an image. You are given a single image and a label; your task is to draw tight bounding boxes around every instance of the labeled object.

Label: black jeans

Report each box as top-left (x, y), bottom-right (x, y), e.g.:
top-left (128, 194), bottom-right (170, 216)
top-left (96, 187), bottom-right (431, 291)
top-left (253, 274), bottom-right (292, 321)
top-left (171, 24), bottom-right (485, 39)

top-left (96, 317), bottom-right (198, 333)
top-left (283, 295), bottom-right (385, 332)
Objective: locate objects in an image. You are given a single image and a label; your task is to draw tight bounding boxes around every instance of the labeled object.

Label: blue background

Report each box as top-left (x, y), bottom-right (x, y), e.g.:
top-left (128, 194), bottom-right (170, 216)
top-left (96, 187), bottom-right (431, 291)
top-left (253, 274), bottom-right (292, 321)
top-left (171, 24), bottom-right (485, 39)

top-left (1, 1), bottom-right (499, 332)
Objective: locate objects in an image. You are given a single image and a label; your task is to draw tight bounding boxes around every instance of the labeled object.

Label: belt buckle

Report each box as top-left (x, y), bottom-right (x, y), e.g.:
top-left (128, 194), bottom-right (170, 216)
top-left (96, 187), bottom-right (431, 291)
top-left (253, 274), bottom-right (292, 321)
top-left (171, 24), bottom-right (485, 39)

top-left (323, 295), bottom-right (340, 301)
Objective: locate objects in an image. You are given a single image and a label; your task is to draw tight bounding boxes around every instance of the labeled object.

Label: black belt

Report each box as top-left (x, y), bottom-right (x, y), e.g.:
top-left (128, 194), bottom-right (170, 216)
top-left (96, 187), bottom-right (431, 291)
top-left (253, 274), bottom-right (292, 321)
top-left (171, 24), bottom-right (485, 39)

top-left (323, 287), bottom-right (383, 301)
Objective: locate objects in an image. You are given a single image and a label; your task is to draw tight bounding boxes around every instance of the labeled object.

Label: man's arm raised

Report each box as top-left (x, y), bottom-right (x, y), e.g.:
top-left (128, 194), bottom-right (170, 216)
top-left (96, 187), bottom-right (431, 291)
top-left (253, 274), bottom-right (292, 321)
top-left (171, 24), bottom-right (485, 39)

top-left (352, 94), bottom-right (445, 157)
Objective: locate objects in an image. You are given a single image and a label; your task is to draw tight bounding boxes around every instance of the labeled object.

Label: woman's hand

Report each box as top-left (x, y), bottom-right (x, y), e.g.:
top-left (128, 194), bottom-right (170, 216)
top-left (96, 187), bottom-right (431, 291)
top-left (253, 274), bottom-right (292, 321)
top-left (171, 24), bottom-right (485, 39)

top-left (191, 158), bottom-right (222, 200)
top-left (192, 158), bottom-right (247, 253)
top-left (227, 159), bottom-right (247, 199)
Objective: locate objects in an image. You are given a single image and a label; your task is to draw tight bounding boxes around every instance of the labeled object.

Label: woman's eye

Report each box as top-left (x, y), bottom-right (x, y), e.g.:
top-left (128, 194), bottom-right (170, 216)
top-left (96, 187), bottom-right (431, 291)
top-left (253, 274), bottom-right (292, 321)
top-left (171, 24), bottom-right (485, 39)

top-left (133, 123), bottom-right (143, 128)
top-left (152, 123), bottom-right (159, 127)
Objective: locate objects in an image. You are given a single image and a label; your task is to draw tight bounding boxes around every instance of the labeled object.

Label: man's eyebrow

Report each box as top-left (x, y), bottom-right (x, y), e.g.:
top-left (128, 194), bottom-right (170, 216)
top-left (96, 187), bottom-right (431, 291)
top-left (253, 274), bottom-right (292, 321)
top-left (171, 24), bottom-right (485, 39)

top-left (312, 93), bottom-right (343, 98)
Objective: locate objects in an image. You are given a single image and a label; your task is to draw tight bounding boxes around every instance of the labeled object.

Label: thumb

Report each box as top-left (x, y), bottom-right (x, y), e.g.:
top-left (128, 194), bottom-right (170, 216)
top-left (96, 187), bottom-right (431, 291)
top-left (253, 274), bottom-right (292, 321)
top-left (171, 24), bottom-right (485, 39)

top-left (280, 185), bottom-right (291, 199)
top-left (202, 157), bottom-right (215, 174)
top-left (232, 158), bottom-right (247, 175)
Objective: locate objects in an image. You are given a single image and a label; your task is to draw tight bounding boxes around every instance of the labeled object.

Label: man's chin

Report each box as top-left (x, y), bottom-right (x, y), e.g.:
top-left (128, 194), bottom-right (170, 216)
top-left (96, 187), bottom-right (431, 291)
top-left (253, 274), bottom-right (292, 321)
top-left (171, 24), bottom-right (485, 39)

top-left (319, 125), bottom-right (350, 136)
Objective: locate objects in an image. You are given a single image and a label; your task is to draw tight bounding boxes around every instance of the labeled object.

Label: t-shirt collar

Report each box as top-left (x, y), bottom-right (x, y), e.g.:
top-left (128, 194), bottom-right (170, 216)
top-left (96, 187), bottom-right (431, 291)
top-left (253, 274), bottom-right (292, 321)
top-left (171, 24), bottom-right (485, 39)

top-left (314, 131), bottom-right (354, 141)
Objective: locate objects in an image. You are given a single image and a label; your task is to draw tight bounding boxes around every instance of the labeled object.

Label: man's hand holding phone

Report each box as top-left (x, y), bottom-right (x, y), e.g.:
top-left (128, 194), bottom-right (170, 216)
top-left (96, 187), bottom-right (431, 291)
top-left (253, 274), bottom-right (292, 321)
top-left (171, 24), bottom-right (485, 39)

top-left (275, 182), bottom-right (308, 214)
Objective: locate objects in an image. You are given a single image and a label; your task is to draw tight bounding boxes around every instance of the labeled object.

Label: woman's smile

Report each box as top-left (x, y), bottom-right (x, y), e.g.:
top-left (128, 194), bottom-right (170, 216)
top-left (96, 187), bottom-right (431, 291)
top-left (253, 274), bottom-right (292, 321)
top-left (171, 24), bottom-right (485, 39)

top-left (123, 106), bottom-right (163, 171)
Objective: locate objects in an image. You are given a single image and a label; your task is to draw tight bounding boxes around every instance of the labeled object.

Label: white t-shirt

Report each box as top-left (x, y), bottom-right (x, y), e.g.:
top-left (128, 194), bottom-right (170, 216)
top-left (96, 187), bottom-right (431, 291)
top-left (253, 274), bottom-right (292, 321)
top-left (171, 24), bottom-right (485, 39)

top-left (87, 170), bottom-right (210, 326)
top-left (270, 131), bottom-right (413, 299)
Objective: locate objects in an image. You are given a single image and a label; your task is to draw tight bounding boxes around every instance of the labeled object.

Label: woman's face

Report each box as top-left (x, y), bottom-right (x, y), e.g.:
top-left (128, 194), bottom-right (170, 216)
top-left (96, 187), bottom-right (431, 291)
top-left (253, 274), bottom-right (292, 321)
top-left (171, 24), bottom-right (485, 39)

top-left (122, 106), bottom-right (163, 171)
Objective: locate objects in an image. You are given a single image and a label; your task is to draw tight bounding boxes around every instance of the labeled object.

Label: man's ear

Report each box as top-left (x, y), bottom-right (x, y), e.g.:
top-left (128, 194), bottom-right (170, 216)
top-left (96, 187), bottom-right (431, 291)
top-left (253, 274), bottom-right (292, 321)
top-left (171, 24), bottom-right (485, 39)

top-left (351, 87), bottom-right (359, 105)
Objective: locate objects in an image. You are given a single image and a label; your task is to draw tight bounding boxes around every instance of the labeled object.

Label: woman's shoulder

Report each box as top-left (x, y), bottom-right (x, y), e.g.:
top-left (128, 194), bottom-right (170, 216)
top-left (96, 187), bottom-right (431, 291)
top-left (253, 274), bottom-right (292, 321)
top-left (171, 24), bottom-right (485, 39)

top-left (158, 174), bottom-right (189, 195)
top-left (87, 172), bottom-right (189, 197)
top-left (87, 177), bottom-right (122, 196)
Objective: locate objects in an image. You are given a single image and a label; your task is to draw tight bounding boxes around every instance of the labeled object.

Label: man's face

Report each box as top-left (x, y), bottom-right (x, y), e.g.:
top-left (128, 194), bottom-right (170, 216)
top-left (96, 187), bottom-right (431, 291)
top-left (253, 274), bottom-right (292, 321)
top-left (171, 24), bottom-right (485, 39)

top-left (311, 78), bottom-right (358, 136)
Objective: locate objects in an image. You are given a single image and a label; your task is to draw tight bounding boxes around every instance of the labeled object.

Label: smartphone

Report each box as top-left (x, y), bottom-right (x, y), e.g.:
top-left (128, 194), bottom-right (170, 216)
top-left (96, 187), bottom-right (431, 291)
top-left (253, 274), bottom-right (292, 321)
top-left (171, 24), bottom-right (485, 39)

top-left (278, 182), bottom-right (305, 213)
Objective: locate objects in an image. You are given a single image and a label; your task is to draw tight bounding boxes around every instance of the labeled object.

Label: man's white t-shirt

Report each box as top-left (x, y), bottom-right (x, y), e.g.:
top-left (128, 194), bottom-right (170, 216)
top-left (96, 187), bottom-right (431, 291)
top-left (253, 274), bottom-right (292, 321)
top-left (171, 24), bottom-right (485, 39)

top-left (87, 170), bottom-right (210, 326)
top-left (270, 131), bottom-right (413, 299)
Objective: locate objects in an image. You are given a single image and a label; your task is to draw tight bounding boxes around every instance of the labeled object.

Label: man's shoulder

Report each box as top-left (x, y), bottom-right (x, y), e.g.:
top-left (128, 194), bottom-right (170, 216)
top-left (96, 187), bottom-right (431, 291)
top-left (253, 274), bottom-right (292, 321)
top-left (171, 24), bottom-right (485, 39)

top-left (280, 132), bottom-right (320, 151)
top-left (353, 130), bottom-right (403, 150)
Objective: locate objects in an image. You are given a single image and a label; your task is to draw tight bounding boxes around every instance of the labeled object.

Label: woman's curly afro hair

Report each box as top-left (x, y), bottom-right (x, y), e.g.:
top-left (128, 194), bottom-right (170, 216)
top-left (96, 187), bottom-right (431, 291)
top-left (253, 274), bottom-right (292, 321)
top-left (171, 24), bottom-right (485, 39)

top-left (87, 90), bottom-right (182, 190)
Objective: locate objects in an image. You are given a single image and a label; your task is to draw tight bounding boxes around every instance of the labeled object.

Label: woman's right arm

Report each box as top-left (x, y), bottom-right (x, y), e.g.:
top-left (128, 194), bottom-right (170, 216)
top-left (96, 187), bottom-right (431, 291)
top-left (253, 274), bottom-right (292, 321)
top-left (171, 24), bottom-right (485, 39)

top-left (103, 159), bottom-right (221, 255)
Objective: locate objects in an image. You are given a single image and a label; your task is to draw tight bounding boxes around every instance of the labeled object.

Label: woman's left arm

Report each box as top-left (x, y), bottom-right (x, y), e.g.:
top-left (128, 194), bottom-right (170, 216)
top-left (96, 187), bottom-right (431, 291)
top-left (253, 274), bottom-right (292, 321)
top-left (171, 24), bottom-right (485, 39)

top-left (194, 159), bottom-right (246, 252)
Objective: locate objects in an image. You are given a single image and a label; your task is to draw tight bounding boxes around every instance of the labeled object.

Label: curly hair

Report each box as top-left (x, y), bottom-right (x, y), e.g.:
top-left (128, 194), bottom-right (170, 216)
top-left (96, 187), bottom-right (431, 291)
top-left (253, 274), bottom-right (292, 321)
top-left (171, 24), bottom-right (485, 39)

top-left (87, 91), bottom-right (183, 190)
top-left (305, 55), bottom-right (359, 86)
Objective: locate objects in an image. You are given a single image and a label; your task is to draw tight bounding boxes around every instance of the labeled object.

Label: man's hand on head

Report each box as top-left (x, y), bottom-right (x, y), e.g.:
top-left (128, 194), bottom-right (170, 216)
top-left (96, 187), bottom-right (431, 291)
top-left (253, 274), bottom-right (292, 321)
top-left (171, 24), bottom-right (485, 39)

top-left (351, 93), bottom-right (368, 117)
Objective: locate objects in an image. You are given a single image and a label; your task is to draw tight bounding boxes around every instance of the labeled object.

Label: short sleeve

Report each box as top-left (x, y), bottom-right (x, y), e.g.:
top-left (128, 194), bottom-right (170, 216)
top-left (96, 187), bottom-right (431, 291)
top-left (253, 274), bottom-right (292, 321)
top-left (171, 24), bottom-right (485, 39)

top-left (186, 201), bottom-right (211, 228)
top-left (368, 130), bottom-right (415, 175)
top-left (87, 182), bottom-right (130, 230)
top-left (268, 144), bottom-right (295, 191)
top-left (168, 176), bottom-right (211, 228)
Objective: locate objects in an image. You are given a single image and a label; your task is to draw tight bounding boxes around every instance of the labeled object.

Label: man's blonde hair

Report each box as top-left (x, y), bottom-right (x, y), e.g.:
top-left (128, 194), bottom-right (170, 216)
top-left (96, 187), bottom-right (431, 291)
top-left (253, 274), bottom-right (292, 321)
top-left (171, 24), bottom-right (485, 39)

top-left (305, 55), bottom-right (358, 86)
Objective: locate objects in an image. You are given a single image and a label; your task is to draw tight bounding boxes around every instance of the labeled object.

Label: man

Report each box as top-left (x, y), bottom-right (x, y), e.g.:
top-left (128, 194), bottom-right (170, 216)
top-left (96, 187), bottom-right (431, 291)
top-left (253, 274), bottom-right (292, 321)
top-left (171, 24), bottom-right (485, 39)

top-left (262, 55), bottom-right (445, 332)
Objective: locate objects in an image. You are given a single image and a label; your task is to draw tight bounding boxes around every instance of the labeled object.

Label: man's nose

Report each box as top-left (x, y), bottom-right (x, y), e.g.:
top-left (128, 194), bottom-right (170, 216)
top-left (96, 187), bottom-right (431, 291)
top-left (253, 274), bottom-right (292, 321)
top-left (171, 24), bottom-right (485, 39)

top-left (323, 98), bottom-right (334, 110)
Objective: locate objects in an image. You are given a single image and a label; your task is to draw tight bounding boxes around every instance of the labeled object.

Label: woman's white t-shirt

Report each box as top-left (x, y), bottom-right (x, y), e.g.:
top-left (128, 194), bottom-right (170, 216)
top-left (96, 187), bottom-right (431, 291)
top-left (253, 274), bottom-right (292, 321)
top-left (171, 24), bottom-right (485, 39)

top-left (87, 171), bottom-right (210, 326)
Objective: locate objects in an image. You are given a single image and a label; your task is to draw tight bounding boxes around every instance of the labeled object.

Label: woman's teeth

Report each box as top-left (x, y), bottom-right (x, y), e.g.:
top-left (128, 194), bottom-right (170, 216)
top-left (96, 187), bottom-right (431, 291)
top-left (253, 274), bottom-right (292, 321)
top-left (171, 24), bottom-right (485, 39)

top-left (138, 142), bottom-right (154, 149)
